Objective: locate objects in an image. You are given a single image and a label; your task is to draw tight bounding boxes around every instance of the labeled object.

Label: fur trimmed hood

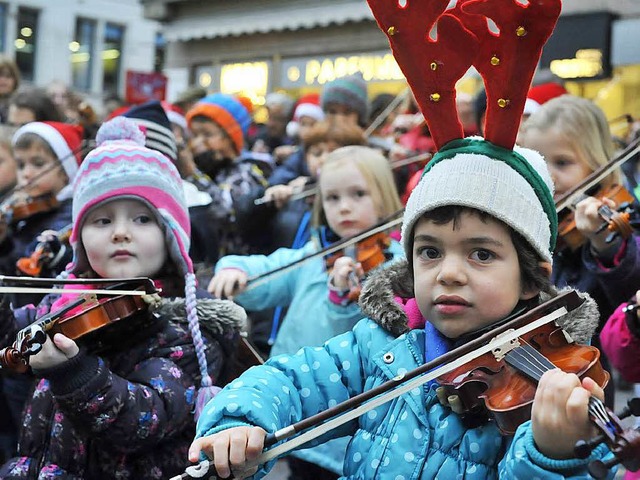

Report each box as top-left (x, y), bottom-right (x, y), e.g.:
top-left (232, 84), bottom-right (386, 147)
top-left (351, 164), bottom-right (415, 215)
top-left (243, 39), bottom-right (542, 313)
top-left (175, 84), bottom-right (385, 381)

top-left (156, 297), bottom-right (247, 337)
top-left (359, 258), bottom-right (599, 344)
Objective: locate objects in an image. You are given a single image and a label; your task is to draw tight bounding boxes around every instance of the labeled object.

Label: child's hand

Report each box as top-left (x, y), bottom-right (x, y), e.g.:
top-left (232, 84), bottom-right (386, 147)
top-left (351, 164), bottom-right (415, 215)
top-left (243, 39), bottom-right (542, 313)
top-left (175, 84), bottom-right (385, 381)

top-left (188, 426), bottom-right (267, 479)
top-left (263, 185), bottom-right (294, 209)
top-left (29, 333), bottom-right (79, 370)
top-left (208, 269), bottom-right (249, 300)
top-left (288, 176), bottom-right (309, 189)
top-left (330, 256), bottom-right (364, 291)
top-left (574, 196), bottom-right (619, 254)
top-left (531, 369), bottom-right (604, 459)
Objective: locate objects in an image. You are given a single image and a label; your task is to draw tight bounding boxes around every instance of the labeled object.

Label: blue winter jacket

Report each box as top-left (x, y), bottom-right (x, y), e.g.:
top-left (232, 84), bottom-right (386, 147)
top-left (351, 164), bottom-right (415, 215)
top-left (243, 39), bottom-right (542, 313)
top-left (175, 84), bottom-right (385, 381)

top-left (196, 260), bottom-right (614, 480)
top-left (214, 235), bottom-right (404, 473)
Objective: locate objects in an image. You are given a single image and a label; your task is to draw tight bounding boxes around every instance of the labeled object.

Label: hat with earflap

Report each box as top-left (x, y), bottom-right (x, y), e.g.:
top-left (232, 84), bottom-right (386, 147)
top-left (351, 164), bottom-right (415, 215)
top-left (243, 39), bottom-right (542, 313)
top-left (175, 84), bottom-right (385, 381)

top-left (366, 0), bottom-right (562, 264)
top-left (70, 116), bottom-right (219, 419)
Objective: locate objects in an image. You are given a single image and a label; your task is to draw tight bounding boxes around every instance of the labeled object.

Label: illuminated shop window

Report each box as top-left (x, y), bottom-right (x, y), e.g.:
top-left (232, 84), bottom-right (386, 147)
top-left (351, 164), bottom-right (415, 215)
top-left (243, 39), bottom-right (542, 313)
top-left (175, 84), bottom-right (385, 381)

top-left (103, 22), bottom-right (124, 94)
top-left (71, 18), bottom-right (96, 91)
top-left (15, 7), bottom-right (38, 82)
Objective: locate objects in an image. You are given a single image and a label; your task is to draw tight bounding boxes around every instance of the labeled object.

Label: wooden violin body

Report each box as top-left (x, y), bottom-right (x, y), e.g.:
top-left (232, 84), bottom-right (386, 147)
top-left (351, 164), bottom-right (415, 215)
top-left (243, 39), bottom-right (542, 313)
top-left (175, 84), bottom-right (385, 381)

top-left (437, 322), bottom-right (609, 434)
top-left (325, 232), bottom-right (391, 301)
top-left (0, 192), bottom-right (59, 226)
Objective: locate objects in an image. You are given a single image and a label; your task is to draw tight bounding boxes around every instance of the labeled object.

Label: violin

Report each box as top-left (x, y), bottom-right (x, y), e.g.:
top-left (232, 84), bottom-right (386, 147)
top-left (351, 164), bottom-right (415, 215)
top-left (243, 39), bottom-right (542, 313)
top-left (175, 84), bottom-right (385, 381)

top-left (0, 278), bottom-right (157, 373)
top-left (325, 232), bottom-right (392, 301)
top-left (436, 317), bottom-right (609, 434)
top-left (16, 227), bottom-right (72, 277)
top-left (0, 192), bottom-right (59, 225)
top-left (556, 183), bottom-right (639, 252)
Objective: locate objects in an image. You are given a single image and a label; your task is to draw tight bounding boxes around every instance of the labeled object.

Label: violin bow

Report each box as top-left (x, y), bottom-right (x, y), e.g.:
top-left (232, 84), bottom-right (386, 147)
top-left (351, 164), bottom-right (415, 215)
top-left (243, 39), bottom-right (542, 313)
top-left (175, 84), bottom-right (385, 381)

top-left (555, 135), bottom-right (640, 213)
top-left (0, 276), bottom-right (156, 297)
top-left (173, 290), bottom-right (583, 480)
top-left (363, 87), bottom-right (410, 138)
top-left (244, 210), bottom-right (403, 292)
top-left (253, 151), bottom-right (431, 206)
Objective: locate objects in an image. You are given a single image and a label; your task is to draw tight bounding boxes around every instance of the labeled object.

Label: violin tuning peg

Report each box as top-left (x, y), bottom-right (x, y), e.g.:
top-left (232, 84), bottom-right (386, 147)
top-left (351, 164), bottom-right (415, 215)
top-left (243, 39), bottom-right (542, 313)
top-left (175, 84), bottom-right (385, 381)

top-left (588, 457), bottom-right (620, 479)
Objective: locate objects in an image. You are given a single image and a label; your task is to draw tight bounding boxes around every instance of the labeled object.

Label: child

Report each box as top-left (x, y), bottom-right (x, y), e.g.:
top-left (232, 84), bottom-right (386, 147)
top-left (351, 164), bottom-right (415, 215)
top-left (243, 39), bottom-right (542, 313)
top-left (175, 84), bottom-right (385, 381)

top-left (188, 1), bottom-right (615, 476)
top-left (184, 93), bottom-right (270, 257)
top-left (0, 121), bottom-right (85, 302)
top-left (600, 294), bottom-right (640, 480)
top-left (519, 95), bottom-right (640, 405)
top-left (207, 145), bottom-right (404, 477)
top-left (0, 117), bottom-right (246, 479)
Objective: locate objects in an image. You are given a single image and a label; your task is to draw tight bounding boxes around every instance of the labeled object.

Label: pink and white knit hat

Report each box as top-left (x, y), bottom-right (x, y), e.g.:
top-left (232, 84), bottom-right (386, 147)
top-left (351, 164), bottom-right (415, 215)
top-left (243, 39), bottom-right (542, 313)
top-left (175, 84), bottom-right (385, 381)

top-left (69, 116), bottom-right (217, 416)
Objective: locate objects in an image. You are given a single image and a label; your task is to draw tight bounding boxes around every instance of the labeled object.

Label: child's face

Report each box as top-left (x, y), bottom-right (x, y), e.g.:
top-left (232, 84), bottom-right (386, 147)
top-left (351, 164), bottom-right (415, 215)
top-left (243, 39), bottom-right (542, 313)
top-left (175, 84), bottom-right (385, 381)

top-left (320, 162), bottom-right (379, 238)
top-left (298, 115), bottom-right (318, 139)
top-left (189, 119), bottom-right (236, 160)
top-left (412, 212), bottom-right (538, 339)
top-left (14, 144), bottom-right (68, 198)
top-left (81, 199), bottom-right (167, 279)
top-left (305, 141), bottom-right (338, 178)
top-left (520, 128), bottom-right (591, 201)
top-left (324, 103), bottom-right (359, 126)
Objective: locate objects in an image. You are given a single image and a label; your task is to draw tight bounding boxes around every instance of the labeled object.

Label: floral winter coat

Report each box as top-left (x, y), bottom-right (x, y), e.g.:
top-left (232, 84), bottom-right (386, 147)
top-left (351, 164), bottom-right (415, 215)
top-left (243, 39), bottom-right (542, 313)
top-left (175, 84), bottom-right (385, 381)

top-left (195, 260), bottom-right (614, 480)
top-left (0, 297), bottom-right (246, 480)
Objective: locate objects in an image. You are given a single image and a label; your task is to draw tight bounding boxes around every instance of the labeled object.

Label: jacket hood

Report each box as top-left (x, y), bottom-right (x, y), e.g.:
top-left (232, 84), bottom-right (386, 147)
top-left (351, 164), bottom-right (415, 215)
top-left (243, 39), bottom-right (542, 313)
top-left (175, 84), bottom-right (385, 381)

top-left (156, 297), bottom-right (247, 336)
top-left (359, 258), bottom-right (599, 344)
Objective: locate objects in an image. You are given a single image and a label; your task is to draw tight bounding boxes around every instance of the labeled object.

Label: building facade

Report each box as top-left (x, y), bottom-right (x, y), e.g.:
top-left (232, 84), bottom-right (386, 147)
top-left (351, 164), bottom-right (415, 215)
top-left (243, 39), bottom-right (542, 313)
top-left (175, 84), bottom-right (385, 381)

top-left (0, 0), bottom-right (159, 107)
top-left (143, 0), bottom-right (640, 125)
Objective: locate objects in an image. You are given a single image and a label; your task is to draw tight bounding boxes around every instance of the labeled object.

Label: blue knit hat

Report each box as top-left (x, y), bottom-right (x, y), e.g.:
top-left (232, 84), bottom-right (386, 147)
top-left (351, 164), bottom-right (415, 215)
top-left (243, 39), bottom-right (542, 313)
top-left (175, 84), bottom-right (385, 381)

top-left (185, 93), bottom-right (251, 154)
top-left (321, 73), bottom-right (369, 126)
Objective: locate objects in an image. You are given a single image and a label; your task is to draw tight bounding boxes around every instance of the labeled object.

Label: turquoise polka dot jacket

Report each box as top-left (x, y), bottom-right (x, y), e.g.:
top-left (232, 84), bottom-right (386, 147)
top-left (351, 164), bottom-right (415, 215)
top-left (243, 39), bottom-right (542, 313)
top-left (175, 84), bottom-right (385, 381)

top-left (214, 236), bottom-right (404, 473)
top-left (196, 261), bottom-right (615, 480)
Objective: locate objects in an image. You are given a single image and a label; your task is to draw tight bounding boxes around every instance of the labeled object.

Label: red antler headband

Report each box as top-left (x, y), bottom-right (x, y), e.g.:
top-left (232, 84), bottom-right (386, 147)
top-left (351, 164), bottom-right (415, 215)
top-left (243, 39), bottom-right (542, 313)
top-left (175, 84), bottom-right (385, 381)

top-left (366, 0), bottom-right (561, 151)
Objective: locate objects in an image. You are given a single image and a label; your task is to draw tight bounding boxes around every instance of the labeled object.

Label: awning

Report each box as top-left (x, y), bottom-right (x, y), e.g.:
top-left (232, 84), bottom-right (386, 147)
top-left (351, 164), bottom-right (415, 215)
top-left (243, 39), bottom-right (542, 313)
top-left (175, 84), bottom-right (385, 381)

top-left (163, 2), bottom-right (375, 42)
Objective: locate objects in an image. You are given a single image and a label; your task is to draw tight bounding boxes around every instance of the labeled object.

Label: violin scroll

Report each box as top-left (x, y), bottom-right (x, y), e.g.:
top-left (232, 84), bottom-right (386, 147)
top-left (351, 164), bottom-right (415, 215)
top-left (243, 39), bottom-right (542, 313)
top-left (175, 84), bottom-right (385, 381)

top-left (573, 396), bottom-right (640, 478)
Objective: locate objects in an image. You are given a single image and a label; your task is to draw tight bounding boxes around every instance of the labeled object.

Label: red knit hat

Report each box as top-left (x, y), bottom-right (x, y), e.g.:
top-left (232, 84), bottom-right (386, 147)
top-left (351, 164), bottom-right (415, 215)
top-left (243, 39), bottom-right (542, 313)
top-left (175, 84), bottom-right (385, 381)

top-left (12, 121), bottom-right (84, 182)
top-left (523, 82), bottom-right (568, 115)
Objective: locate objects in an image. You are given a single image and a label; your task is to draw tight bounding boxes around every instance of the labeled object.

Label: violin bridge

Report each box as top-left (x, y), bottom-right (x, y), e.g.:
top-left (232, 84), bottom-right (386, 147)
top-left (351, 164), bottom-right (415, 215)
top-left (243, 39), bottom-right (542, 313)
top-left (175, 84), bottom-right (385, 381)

top-left (490, 329), bottom-right (521, 362)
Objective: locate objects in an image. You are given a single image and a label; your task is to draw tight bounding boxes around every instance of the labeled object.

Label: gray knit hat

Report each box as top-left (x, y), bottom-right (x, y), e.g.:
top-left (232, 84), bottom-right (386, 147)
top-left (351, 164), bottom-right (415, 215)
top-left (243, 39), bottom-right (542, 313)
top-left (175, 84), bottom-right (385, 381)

top-left (401, 137), bottom-right (557, 264)
top-left (321, 73), bottom-right (369, 126)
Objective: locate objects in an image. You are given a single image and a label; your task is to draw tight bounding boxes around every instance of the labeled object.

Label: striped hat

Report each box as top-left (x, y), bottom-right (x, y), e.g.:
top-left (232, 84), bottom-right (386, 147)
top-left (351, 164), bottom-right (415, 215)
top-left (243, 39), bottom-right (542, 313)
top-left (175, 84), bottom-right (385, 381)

top-left (121, 100), bottom-right (178, 163)
top-left (185, 93), bottom-right (251, 155)
top-left (69, 117), bottom-right (217, 416)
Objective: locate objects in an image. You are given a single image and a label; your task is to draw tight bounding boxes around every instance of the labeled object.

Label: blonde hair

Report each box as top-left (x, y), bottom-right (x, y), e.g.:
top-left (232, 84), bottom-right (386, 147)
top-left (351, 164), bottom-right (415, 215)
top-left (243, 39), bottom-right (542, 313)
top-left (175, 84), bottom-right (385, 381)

top-left (520, 94), bottom-right (620, 187)
top-left (312, 145), bottom-right (402, 228)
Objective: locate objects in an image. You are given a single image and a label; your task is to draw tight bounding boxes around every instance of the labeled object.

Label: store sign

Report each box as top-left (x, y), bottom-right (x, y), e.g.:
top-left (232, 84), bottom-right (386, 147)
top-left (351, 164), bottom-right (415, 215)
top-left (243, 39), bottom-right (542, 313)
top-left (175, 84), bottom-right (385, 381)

top-left (281, 52), bottom-right (404, 88)
top-left (125, 70), bottom-right (167, 104)
top-left (220, 61), bottom-right (270, 106)
top-left (540, 12), bottom-right (613, 81)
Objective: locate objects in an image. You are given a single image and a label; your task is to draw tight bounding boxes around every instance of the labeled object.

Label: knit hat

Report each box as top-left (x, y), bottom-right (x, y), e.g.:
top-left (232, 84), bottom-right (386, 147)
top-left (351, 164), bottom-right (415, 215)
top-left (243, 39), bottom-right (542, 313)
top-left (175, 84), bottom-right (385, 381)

top-left (69, 116), bottom-right (217, 418)
top-left (121, 100), bottom-right (178, 163)
top-left (523, 82), bottom-right (568, 116)
top-left (161, 101), bottom-right (188, 132)
top-left (185, 93), bottom-right (251, 155)
top-left (13, 121), bottom-right (85, 200)
top-left (321, 74), bottom-right (369, 126)
top-left (367, 0), bottom-right (561, 264)
top-left (286, 93), bottom-right (325, 138)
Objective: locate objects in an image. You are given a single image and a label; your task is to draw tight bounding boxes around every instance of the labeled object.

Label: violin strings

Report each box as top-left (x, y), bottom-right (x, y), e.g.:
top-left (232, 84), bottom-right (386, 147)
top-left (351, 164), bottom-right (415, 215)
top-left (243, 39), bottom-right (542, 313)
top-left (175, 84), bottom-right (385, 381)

top-left (503, 340), bottom-right (557, 382)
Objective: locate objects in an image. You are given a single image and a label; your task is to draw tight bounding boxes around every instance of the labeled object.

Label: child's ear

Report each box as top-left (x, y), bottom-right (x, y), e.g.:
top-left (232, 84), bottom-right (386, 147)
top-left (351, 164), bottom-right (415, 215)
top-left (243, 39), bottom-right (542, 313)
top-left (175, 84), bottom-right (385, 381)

top-left (520, 261), bottom-right (552, 301)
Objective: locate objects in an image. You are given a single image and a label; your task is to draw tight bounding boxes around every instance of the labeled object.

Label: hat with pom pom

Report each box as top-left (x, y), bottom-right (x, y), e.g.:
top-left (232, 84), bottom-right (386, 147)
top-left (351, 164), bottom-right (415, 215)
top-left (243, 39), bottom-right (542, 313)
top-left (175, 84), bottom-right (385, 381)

top-left (70, 116), bottom-right (218, 419)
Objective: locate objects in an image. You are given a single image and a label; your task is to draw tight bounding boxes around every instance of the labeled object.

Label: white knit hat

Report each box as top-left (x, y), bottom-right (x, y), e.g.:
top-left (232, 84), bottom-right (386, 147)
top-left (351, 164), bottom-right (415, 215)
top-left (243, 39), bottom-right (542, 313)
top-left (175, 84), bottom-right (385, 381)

top-left (401, 137), bottom-right (557, 264)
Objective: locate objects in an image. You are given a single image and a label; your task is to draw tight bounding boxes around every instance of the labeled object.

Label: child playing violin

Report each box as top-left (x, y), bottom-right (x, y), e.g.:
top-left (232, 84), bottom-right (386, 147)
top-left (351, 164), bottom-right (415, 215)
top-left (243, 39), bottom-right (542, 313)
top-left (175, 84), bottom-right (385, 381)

top-left (0, 117), bottom-right (246, 479)
top-left (207, 145), bottom-right (404, 478)
top-left (187, 0), bottom-right (618, 476)
top-left (519, 95), bottom-right (640, 406)
top-left (0, 122), bottom-right (85, 293)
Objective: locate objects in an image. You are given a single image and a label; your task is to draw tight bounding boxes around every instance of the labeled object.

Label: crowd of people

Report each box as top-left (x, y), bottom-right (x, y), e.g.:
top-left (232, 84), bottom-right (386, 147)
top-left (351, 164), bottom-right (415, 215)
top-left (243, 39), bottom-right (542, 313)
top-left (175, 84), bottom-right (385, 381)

top-left (0, 2), bottom-right (638, 477)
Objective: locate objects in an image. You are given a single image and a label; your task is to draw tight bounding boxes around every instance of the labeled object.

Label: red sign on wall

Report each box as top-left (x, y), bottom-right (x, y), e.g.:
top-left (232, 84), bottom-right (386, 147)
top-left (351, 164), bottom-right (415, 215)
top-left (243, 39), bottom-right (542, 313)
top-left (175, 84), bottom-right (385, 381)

top-left (125, 70), bottom-right (167, 104)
